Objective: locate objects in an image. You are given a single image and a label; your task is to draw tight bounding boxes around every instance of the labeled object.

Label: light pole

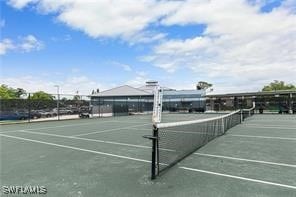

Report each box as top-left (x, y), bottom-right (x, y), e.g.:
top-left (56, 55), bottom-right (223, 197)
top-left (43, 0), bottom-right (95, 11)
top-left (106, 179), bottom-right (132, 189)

top-left (54, 85), bottom-right (60, 120)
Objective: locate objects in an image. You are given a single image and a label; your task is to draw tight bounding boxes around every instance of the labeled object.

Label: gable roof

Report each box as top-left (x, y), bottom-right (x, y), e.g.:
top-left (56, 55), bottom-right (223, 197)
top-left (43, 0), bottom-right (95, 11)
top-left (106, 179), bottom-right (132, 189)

top-left (91, 85), bottom-right (152, 97)
top-left (138, 85), bottom-right (174, 93)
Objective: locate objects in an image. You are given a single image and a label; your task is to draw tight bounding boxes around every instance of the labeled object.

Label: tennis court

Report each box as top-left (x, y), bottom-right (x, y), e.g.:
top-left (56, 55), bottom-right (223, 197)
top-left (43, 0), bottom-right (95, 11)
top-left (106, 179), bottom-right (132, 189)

top-left (0, 113), bottom-right (295, 196)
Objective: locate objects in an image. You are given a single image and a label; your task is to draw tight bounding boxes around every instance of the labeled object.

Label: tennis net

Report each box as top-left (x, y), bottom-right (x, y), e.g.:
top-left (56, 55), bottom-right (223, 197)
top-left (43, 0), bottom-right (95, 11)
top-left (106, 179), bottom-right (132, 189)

top-left (242, 107), bottom-right (255, 120)
top-left (149, 110), bottom-right (241, 179)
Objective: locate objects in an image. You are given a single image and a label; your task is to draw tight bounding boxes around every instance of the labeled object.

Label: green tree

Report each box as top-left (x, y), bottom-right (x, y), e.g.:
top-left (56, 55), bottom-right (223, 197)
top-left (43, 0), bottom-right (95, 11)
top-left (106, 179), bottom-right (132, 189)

top-left (196, 81), bottom-right (213, 90)
top-left (262, 80), bottom-right (296, 91)
top-left (15, 88), bottom-right (26, 97)
top-left (31, 91), bottom-right (54, 100)
top-left (0, 84), bottom-right (26, 99)
top-left (73, 95), bottom-right (81, 100)
top-left (61, 97), bottom-right (68, 102)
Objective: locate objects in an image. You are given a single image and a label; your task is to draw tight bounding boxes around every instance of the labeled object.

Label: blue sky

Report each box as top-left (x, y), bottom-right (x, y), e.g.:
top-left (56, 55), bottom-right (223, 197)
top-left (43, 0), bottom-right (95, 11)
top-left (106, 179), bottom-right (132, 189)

top-left (1, 0), bottom-right (295, 94)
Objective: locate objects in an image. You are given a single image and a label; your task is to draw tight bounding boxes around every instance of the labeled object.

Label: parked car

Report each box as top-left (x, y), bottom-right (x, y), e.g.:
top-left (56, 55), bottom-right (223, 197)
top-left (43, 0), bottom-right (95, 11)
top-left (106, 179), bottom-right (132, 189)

top-left (37, 110), bottom-right (57, 118)
top-left (79, 106), bottom-right (91, 118)
top-left (52, 108), bottom-right (73, 115)
top-left (15, 110), bottom-right (42, 119)
top-left (79, 113), bottom-right (90, 118)
top-left (28, 110), bottom-right (42, 119)
top-left (69, 107), bottom-right (80, 114)
top-left (0, 111), bottom-right (27, 120)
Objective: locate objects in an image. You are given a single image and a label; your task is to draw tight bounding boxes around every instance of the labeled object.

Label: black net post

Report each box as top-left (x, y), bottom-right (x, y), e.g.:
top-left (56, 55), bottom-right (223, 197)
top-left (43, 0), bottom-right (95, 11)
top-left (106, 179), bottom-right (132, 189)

top-left (143, 126), bottom-right (159, 180)
top-left (151, 126), bottom-right (158, 180)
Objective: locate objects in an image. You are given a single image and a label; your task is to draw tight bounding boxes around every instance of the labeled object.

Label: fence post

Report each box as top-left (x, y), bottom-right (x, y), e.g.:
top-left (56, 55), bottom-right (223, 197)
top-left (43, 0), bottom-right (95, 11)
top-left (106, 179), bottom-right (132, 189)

top-left (99, 97), bottom-right (101, 118)
top-left (289, 93), bottom-right (293, 114)
top-left (57, 93), bottom-right (60, 120)
top-left (28, 93), bottom-right (31, 123)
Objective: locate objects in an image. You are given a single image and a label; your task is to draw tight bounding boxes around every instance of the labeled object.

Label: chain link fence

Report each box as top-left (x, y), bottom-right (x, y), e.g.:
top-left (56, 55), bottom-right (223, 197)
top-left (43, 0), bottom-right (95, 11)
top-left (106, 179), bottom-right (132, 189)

top-left (2, 91), bottom-right (294, 124)
top-left (0, 93), bottom-right (91, 123)
top-left (206, 93), bottom-right (296, 114)
top-left (0, 94), bottom-right (155, 123)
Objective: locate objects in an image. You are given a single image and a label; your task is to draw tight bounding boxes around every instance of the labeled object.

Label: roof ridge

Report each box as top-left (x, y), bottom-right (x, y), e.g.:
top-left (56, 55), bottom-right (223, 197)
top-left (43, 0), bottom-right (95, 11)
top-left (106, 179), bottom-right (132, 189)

top-left (123, 85), bottom-right (153, 94)
top-left (92, 84), bottom-right (152, 96)
top-left (98, 85), bottom-right (132, 94)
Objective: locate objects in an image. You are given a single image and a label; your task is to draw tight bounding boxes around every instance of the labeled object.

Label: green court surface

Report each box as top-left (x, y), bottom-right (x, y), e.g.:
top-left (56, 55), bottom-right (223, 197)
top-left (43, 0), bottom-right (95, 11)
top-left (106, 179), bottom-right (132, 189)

top-left (0, 114), bottom-right (295, 196)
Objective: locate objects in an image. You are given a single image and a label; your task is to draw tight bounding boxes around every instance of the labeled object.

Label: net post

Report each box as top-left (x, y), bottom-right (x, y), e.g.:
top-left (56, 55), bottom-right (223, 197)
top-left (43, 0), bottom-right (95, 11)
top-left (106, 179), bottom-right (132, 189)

top-left (151, 126), bottom-right (158, 180)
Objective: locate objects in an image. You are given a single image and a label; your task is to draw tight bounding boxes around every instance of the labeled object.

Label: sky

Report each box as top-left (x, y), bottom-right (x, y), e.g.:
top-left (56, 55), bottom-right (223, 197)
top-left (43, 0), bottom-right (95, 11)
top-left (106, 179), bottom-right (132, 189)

top-left (0, 0), bottom-right (295, 95)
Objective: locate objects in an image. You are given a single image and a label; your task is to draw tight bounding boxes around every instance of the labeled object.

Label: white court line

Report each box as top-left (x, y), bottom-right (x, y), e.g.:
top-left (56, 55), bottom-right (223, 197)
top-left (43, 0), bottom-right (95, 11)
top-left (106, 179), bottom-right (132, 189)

top-left (180, 167), bottom-right (296, 190)
top-left (0, 133), bottom-right (151, 163)
top-left (0, 124), bottom-right (92, 134)
top-left (244, 123), bottom-right (296, 127)
top-left (229, 134), bottom-right (296, 141)
top-left (0, 120), bottom-right (139, 134)
top-left (194, 153), bottom-right (296, 168)
top-left (73, 123), bottom-right (151, 137)
top-left (16, 130), bottom-right (152, 149)
top-left (243, 125), bottom-right (296, 130)
top-left (1, 133), bottom-right (296, 190)
top-left (249, 120), bottom-right (296, 122)
top-left (9, 129), bottom-right (296, 169)
top-left (110, 120), bottom-right (150, 124)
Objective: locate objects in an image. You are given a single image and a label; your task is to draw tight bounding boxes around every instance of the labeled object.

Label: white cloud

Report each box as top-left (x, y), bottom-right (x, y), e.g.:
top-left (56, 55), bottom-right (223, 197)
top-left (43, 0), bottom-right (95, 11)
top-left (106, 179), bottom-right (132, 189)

top-left (144, 0), bottom-right (296, 92)
top-left (19, 35), bottom-right (44, 52)
top-left (126, 72), bottom-right (149, 87)
top-left (0, 39), bottom-right (15, 55)
top-left (5, 0), bottom-right (296, 93)
top-left (7, 0), bottom-right (37, 9)
top-left (7, 0), bottom-right (180, 42)
top-left (0, 75), bottom-right (110, 95)
top-left (0, 35), bottom-right (44, 55)
top-left (111, 61), bottom-right (132, 72)
top-left (126, 31), bottom-right (167, 45)
top-left (51, 34), bottom-right (72, 42)
top-left (121, 64), bottom-right (132, 72)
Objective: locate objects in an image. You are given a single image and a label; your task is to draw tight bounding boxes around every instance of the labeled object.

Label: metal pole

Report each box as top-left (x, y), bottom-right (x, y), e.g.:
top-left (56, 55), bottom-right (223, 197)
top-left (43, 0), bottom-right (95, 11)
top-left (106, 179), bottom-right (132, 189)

top-left (113, 97), bottom-right (115, 117)
top-left (54, 85), bottom-right (60, 120)
top-left (151, 127), bottom-right (158, 180)
top-left (58, 87), bottom-right (60, 120)
top-left (99, 97), bottom-right (101, 118)
top-left (28, 93), bottom-right (31, 123)
top-left (289, 93), bottom-right (293, 114)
